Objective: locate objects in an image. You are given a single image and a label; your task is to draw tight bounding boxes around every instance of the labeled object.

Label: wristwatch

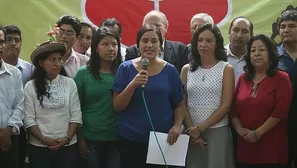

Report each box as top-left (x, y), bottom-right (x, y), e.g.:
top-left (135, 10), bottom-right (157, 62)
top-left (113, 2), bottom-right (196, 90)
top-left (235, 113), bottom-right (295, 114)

top-left (8, 126), bottom-right (17, 135)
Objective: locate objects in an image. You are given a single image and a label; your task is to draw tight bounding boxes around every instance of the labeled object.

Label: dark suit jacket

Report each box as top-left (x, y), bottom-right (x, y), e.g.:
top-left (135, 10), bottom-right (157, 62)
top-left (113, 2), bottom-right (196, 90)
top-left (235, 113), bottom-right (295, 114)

top-left (124, 40), bottom-right (189, 73)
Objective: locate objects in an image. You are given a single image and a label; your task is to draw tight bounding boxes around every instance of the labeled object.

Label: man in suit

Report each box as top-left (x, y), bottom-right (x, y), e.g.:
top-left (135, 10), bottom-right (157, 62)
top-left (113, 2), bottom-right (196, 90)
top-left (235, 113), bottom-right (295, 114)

top-left (125, 10), bottom-right (188, 73)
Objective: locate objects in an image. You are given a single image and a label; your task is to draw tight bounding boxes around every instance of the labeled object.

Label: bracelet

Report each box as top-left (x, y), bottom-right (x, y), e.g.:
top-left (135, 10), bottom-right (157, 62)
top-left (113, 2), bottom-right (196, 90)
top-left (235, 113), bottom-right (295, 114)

top-left (253, 130), bottom-right (258, 140)
top-left (41, 137), bottom-right (47, 145)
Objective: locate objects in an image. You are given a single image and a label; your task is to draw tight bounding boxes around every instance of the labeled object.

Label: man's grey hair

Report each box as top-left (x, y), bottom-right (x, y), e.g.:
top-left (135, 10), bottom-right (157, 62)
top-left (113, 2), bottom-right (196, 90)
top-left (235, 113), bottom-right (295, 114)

top-left (190, 13), bottom-right (214, 26)
top-left (143, 10), bottom-right (169, 25)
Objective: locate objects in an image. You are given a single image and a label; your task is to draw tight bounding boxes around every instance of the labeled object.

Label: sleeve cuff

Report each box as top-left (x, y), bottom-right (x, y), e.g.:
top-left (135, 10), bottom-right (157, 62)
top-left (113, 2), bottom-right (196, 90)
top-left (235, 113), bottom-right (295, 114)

top-left (24, 123), bottom-right (37, 131)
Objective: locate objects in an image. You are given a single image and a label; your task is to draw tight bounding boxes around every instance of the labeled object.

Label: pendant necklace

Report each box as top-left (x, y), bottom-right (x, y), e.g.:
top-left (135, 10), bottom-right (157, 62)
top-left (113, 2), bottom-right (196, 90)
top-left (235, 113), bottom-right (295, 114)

top-left (251, 75), bottom-right (267, 98)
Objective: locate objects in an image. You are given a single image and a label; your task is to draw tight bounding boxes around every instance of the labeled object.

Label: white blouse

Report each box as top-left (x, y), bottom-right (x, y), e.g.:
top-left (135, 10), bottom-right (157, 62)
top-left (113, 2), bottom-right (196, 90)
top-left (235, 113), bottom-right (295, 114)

top-left (187, 61), bottom-right (229, 128)
top-left (24, 75), bottom-right (82, 147)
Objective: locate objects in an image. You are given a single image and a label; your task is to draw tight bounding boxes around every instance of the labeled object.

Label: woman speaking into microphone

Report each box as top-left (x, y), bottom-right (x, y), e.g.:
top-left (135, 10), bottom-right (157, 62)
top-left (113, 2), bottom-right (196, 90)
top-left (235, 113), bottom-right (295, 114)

top-left (112, 24), bottom-right (185, 168)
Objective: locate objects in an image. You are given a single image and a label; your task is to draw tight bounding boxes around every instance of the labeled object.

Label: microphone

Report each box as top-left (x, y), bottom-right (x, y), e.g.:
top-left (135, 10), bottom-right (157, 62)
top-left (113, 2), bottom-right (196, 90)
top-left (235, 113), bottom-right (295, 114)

top-left (141, 58), bottom-right (150, 88)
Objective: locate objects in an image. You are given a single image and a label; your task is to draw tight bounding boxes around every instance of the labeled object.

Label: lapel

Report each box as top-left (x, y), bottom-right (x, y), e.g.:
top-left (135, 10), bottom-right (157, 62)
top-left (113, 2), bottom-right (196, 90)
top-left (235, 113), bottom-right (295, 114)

top-left (164, 40), bottom-right (173, 62)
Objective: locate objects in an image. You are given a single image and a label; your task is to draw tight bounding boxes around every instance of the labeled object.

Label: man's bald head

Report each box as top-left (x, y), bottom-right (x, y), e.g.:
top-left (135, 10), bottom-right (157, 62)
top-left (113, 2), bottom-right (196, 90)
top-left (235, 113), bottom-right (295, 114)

top-left (143, 10), bottom-right (168, 38)
top-left (143, 10), bottom-right (168, 25)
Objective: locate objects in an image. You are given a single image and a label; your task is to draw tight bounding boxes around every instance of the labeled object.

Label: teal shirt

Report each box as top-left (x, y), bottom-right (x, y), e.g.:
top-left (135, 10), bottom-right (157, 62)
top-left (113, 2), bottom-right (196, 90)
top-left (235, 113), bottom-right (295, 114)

top-left (74, 66), bottom-right (118, 141)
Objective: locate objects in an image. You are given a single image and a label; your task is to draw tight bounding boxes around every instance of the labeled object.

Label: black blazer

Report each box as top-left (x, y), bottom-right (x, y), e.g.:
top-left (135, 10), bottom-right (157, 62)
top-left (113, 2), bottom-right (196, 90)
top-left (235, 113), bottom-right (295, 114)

top-left (124, 40), bottom-right (189, 73)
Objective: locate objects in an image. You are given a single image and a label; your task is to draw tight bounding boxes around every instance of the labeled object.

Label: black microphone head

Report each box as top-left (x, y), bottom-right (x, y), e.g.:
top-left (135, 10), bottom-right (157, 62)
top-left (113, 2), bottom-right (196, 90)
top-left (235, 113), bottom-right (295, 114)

top-left (141, 58), bottom-right (150, 70)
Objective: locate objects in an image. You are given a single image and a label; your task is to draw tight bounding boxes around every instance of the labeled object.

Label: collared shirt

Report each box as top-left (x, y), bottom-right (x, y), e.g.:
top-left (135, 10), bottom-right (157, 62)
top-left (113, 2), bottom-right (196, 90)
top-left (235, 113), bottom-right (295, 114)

top-left (0, 59), bottom-right (24, 134)
top-left (225, 44), bottom-right (246, 86)
top-left (120, 46), bottom-right (126, 61)
top-left (16, 58), bottom-right (34, 85)
top-left (63, 48), bottom-right (90, 78)
top-left (158, 40), bottom-right (165, 59)
top-left (278, 44), bottom-right (296, 77)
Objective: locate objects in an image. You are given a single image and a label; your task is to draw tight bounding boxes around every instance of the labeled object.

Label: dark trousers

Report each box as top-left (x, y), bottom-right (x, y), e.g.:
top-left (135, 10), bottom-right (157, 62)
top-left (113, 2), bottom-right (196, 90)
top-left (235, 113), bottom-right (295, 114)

top-left (229, 120), bottom-right (239, 167)
top-left (119, 136), bottom-right (182, 168)
top-left (18, 127), bottom-right (27, 168)
top-left (288, 128), bottom-right (297, 168)
top-left (83, 139), bottom-right (121, 168)
top-left (238, 162), bottom-right (287, 168)
top-left (0, 135), bottom-right (19, 168)
top-left (28, 143), bottom-right (79, 168)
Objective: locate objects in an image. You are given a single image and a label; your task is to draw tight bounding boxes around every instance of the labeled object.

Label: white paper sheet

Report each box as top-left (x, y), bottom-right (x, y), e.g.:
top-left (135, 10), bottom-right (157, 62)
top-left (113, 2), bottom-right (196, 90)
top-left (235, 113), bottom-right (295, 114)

top-left (146, 131), bottom-right (190, 166)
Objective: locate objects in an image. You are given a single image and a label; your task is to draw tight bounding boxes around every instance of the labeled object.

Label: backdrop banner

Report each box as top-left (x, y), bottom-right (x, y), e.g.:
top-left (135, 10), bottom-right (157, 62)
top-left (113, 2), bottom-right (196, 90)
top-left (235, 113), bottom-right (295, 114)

top-left (1, 0), bottom-right (296, 61)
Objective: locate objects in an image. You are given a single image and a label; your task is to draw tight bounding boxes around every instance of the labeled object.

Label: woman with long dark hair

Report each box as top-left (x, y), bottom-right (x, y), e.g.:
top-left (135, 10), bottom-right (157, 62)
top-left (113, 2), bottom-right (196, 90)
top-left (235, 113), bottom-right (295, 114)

top-left (231, 34), bottom-right (292, 168)
top-left (181, 23), bottom-right (235, 168)
top-left (24, 41), bottom-right (82, 168)
top-left (74, 27), bottom-right (122, 168)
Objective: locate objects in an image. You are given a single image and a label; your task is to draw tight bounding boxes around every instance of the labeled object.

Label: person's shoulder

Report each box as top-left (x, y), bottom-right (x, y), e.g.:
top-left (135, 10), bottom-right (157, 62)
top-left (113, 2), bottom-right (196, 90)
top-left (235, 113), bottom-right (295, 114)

top-left (180, 64), bottom-right (190, 76)
top-left (165, 62), bottom-right (179, 74)
top-left (181, 63), bottom-right (190, 72)
top-left (166, 40), bottom-right (187, 48)
top-left (77, 65), bottom-right (88, 72)
top-left (4, 62), bottom-right (21, 75)
top-left (60, 75), bottom-right (77, 86)
top-left (277, 44), bottom-right (286, 57)
top-left (76, 52), bottom-right (90, 61)
top-left (126, 44), bottom-right (138, 52)
top-left (224, 61), bottom-right (233, 68)
top-left (275, 70), bottom-right (289, 79)
top-left (19, 58), bottom-right (32, 66)
top-left (120, 60), bottom-right (133, 68)
top-left (24, 79), bottom-right (35, 92)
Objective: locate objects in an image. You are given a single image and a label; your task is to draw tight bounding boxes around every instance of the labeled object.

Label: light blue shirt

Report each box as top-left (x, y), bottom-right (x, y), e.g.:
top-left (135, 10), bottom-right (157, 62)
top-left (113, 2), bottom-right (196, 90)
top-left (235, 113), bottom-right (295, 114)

top-left (0, 59), bottom-right (24, 134)
top-left (16, 58), bottom-right (34, 85)
top-left (225, 44), bottom-right (246, 86)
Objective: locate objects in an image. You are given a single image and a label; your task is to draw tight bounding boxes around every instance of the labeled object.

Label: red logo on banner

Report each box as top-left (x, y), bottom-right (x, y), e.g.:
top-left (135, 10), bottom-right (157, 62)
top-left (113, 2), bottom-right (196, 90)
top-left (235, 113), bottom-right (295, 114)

top-left (81, 0), bottom-right (231, 46)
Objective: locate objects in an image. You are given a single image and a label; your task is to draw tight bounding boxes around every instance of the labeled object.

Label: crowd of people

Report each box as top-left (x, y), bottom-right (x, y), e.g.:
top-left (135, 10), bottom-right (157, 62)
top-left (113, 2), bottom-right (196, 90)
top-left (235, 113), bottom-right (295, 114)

top-left (0, 8), bottom-right (297, 168)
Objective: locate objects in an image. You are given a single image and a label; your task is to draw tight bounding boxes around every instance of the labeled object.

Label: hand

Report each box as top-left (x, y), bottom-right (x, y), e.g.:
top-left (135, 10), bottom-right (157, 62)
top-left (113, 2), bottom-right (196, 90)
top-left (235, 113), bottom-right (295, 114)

top-left (237, 127), bottom-right (249, 138)
top-left (130, 70), bottom-right (148, 88)
top-left (0, 128), bottom-right (13, 142)
top-left (186, 126), bottom-right (201, 140)
top-left (167, 125), bottom-right (181, 145)
top-left (243, 130), bottom-right (258, 143)
top-left (0, 140), bottom-right (12, 152)
top-left (191, 137), bottom-right (207, 148)
top-left (44, 137), bottom-right (60, 147)
top-left (49, 137), bottom-right (69, 151)
top-left (78, 138), bottom-right (89, 160)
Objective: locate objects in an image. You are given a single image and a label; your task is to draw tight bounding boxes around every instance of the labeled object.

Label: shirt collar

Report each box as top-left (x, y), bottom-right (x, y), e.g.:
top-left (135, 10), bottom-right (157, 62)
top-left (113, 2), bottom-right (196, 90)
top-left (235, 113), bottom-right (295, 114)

top-left (15, 58), bottom-right (25, 71)
top-left (68, 48), bottom-right (78, 60)
top-left (45, 74), bottom-right (60, 84)
top-left (278, 44), bottom-right (290, 58)
top-left (225, 43), bottom-right (246, 60)
top-left (0, 59), bottom-right (12, 75)
top-left (64, 48), bottom-right (78, 64)
top-left (162, 39), bottom-right (165, 51)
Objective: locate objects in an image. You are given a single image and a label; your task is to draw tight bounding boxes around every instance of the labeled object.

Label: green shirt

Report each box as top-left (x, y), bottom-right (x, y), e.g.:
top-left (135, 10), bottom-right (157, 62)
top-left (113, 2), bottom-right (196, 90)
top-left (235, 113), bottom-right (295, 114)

top-left (74, 66), bottom-right (118, 141)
